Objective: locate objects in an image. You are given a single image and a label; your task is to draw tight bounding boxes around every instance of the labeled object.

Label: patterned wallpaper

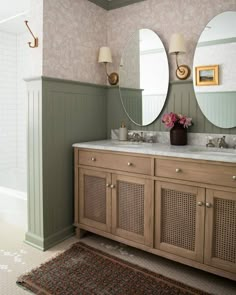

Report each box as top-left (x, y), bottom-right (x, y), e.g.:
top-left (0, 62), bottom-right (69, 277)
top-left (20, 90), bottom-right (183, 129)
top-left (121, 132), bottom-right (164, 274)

top-left (43, 0), bottom-right (107, 84)
top-left (41, 0), bottom-right (236, 84)
top-left (107, 0), bottom-right (236, 82)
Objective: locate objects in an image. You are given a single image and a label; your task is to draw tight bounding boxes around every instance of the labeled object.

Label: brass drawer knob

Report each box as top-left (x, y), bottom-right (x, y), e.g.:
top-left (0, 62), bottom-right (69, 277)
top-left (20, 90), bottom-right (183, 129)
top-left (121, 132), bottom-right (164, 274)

top-left (110, 184), bottom-right (115, 189)
top-left (127, 162), bottom-right (133, 166)
top-left (91, 157), bottom-right (96, 161)
top-left (106, 184), bottom-right (110, 188)
top-left (206, 202), bottom-right (211, 208)
top-left (197, 201), bottom-right (204, 206)
top-left (175, 168), bottom-right (181, 173)
top-left (233, 176), bottom-right (236, 180)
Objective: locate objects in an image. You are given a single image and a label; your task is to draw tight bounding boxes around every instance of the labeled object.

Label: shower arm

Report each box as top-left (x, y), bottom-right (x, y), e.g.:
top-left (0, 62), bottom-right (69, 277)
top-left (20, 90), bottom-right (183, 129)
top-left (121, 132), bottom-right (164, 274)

top-left (24, 20), bottom-right (38, 48)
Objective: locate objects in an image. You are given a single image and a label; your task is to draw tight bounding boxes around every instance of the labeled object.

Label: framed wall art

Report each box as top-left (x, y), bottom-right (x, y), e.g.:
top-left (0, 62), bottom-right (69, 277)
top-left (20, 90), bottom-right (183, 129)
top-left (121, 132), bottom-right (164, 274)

top-left (195, 65), bottom-right (219, 86)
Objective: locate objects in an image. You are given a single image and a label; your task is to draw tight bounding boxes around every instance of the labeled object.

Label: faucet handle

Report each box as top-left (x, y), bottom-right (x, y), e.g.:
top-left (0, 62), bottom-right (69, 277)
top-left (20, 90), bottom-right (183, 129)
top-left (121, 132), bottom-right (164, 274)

top-left (233, 137), bottom-right (236, 149)
top-left (206, 136), bottom-right (215, 147)
top-left (217, 135), bottom-right (228, 148)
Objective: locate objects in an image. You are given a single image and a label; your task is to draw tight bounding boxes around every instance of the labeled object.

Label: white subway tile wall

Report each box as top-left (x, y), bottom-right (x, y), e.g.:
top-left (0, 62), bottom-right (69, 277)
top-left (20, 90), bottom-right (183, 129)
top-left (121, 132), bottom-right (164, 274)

top-left (0, 31), bottom-right (17, 170)
top-left (0, 31), bottom-right (28, 172)
top-left (17, 33), bottom-right (28, 170)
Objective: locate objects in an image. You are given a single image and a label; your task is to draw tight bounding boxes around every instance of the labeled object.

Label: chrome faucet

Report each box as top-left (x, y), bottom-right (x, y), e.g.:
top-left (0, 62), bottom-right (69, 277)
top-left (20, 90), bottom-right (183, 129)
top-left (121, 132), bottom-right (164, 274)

top-left (130, 132), bottom-right (144, 142)
top-left (206, 137), bottom-right (215, 147)
top-left (217, 136), bottom-right (228, 148)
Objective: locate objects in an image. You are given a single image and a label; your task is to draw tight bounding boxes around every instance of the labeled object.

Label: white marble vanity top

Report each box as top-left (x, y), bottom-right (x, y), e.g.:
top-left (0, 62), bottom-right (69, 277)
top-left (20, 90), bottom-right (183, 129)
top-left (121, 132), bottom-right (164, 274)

top-left (73, 140), bottom-right (236, 163)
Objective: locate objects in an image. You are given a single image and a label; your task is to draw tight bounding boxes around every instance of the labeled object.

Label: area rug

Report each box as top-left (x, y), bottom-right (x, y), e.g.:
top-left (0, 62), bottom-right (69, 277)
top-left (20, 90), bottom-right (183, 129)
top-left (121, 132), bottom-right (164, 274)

top-left (17, 242), bottom-right (210, 295)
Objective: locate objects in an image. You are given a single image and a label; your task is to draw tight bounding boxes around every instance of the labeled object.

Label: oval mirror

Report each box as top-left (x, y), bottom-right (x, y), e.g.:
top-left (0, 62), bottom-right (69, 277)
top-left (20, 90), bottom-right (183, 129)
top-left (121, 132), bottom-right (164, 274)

top-left (119, 29), bottom-right (169, 126)
top-left (193, 11), bottom-right (236, 128)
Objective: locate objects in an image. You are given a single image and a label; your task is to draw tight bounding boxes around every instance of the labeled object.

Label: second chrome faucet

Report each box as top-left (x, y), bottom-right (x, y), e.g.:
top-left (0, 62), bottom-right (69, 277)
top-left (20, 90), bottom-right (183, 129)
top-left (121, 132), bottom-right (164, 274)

top-left (206, 136), bottom-right (228, 148)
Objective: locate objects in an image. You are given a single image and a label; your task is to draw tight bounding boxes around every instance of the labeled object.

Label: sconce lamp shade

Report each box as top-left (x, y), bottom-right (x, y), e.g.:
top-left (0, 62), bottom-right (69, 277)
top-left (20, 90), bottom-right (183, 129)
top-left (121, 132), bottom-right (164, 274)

top-left (98, 46), bottom-right (119, 85)
top-left (169, 33), bottom-right (186, 54)
top-left (98, 46), bottom-right (112, 63)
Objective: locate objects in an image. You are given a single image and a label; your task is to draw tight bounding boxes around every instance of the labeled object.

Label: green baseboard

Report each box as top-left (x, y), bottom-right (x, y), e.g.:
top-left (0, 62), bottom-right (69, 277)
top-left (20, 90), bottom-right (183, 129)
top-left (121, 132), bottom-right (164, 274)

top-left (25, 231), bottom-right (45, 251)
top-left (25, 225), bottom-right (75, 251)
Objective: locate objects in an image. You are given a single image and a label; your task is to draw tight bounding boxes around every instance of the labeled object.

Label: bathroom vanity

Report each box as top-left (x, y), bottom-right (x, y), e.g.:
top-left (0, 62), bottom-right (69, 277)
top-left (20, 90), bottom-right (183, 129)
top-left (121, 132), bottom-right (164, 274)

top-left (73, 140), bottom-right (236, 280)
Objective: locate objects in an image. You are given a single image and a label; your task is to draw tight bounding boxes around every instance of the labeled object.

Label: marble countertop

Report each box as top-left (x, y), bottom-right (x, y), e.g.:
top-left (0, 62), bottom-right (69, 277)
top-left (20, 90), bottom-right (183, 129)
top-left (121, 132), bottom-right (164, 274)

top-left (73, 140), bottom-right (236, 163)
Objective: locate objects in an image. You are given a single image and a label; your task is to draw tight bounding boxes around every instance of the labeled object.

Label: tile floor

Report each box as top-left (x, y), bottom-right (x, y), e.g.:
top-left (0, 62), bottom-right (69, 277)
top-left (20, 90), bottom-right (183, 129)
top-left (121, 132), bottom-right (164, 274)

top-left (0, 222), bottom-right (235, 295)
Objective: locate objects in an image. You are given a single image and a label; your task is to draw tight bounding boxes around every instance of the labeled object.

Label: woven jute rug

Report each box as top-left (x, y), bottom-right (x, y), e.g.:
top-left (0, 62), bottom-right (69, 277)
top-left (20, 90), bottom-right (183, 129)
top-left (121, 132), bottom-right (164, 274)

top-left (17, 242), bottom-right (210, 295)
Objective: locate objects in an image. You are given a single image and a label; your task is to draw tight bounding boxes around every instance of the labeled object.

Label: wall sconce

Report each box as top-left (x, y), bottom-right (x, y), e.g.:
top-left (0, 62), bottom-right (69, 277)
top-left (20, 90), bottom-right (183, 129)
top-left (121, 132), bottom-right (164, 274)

top-left (169, 33), bottom-right (191, 80)
top-left (98, 47), bottom-right (119, 85)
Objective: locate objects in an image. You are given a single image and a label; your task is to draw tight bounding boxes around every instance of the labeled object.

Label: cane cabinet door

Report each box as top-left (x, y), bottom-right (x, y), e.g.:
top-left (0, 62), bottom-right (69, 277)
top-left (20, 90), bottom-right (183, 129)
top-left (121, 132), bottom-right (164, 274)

top-left (155, 181), bottom-right (205, 262)
top-left (204, 189), bottom-right (236, 273)
top-left (79, 168), bottom-right (112, 232)
top-left (111, 174), bottom-right (153, 247)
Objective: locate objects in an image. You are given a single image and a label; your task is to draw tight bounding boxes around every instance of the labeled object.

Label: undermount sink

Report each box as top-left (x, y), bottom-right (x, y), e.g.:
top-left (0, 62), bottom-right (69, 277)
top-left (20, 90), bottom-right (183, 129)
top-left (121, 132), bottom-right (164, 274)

top-left (111, 141), bottom-right (150, 148)
top-left (188, 146), bottom-right (236, 156)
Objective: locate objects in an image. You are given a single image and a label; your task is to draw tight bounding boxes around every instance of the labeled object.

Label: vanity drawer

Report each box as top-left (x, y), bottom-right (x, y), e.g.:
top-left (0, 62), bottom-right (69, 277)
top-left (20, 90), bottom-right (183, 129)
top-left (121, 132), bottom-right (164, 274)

top-left (155, 158), bottom-right (236, 188)
top-left (79, 150), bottom-right (152, 175)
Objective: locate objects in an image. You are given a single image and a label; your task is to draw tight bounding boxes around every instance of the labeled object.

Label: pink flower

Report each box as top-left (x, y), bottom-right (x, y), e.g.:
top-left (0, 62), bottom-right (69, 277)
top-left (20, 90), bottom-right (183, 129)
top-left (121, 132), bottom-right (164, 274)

top-left (162, 112), bottom-right (177, 128)
top-left (162, 112), bottom-right (193, 129)
top-left (184, 117), bottom-right (192, 128)
top-left (179, 115), bottom-right (187, 125)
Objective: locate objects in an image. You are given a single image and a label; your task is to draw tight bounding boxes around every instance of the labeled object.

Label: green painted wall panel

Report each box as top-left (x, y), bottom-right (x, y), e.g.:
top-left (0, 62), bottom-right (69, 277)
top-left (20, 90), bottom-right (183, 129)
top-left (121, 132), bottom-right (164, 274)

top-left (26, 79), bottom-right (44, 242)
top-left (107, 81), bottom-right (236, 135)
top-left (26, 77), bottom-right (107, 250)
top-left (42, 78), bottom-right (107, 242)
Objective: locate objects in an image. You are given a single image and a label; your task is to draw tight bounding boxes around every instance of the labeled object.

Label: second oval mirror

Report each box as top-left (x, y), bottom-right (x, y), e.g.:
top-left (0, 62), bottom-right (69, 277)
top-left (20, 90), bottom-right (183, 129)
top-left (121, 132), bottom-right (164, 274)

top-left (193, 11), bottom-right (236, 128)
top-left (119, 29), bottom-right (169, 126)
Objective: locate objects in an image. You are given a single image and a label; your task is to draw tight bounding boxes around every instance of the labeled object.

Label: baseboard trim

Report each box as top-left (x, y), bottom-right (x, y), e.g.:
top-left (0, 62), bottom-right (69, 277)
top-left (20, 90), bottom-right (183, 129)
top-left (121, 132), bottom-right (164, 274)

top-left (25, 225), bottom-right (75, 251)
top-left (43, 225), bottom-right (75, 251)
top-left (25, 231), bottom-right (45, 251)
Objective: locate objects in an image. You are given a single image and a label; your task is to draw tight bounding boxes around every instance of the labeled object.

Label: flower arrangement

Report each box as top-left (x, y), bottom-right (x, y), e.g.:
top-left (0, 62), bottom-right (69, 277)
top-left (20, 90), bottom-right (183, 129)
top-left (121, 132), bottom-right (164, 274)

top-left (162, 112), bottom-right (193, 129)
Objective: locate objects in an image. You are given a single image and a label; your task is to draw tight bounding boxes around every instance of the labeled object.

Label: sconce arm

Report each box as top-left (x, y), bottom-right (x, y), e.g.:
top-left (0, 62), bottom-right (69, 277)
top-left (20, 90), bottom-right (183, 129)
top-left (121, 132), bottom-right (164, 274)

top-left (175, 52), bottom-right (183, 73)
top-left (175, 52), bottom-right (191, 80)
top-left (103, 62), bottom-right (119, 85)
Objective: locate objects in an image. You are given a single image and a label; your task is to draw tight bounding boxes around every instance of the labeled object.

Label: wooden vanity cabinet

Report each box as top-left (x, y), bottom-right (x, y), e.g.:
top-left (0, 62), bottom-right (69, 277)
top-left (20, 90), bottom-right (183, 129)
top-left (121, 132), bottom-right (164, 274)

top-left (74, 147), bottom-right (236, 280)
top-left (154, 157), bottom-right (236, 280)
top-left (75, 148), bottom-right (153, 247)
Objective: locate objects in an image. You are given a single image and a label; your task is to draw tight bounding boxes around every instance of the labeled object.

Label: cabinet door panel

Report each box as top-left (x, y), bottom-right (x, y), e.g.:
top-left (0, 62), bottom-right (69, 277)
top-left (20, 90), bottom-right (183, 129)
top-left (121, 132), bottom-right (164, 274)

top-left (155, 181), bottom-right (205, 262)
top-left (111, 175), bottom-right (153, 246)
top-left (79, 168), bottom-right (111, 232)
top-left (205, 189), bottom-right (236, 273)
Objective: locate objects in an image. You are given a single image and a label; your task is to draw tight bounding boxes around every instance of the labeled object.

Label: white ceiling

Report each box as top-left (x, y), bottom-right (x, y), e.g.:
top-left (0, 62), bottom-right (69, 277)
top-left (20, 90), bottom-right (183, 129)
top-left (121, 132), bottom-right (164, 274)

top-left (0, 0), bottom-right (30, 33)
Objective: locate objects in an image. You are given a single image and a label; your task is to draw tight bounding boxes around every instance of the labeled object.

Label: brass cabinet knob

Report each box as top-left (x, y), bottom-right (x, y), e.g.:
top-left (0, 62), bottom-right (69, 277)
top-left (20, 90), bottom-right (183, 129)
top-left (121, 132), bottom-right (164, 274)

top-left (106, 184), bottom-right (110, 188)
top-left (127, 162), bottom-right (133, 166)
top-left (233, 176), bottom-right (236, 180)
top-left (110, 184), bottom-right (115, 189)
top-left (175, 168), bottom-right (181, 173)
top-left (91, 157), bottom-right (96, 161)
top-left (206, 202), bottom-right (211, 208)
top-left (197, 201), bottom-right (204, 206)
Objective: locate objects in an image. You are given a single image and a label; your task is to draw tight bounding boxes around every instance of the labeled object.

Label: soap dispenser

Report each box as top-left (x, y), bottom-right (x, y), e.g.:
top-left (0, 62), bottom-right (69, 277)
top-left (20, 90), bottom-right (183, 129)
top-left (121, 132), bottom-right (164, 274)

top-left (119, 122), bottom-right (128, 141)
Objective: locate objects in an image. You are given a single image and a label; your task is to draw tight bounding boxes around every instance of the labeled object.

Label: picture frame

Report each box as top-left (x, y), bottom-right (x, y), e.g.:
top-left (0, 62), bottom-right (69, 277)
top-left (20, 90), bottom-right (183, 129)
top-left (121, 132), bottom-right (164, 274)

top-left (195, 65), bottom-right (219, 86)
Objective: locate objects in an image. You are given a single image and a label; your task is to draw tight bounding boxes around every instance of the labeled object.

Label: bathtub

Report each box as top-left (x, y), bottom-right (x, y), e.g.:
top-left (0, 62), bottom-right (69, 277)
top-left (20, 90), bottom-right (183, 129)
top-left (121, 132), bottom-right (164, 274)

top-left (0, 168), bottom-right (27, 229)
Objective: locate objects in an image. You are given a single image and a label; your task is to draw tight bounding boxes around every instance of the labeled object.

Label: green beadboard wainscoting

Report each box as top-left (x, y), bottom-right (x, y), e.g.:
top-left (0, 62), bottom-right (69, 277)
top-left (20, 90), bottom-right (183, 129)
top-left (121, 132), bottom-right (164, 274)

top-left (25, 77), bottom-right (107, 250)
top-left (25, 77), bottom-right (235, 251)
top-left (107, 80), bottom-right (236, 135)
